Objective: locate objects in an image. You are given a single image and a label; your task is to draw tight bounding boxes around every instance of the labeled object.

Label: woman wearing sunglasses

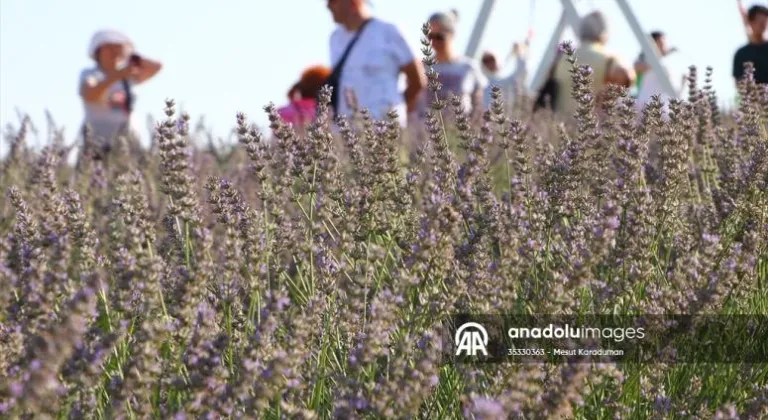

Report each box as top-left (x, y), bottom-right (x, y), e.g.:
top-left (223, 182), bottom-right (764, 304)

top-left (420, 10), bottom-right (488, 118)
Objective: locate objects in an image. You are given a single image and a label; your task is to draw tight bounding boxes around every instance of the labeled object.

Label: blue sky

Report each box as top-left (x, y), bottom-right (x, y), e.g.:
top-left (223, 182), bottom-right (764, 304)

top-left (0, 0), bottom-right (755, 157)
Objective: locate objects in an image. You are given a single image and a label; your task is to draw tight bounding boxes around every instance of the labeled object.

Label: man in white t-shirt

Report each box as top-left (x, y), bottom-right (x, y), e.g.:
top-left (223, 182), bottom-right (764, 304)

top-left (327, 0), bottom-right (425, 126)
top-left (480, 44), bottom-right (529, 110)
top-left (635, 48), bottom-right (687, 118)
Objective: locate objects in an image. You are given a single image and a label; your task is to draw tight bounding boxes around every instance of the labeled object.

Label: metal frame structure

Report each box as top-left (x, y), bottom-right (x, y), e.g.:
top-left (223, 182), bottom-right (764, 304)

top-left (465, 0), bottom-right (676, 97)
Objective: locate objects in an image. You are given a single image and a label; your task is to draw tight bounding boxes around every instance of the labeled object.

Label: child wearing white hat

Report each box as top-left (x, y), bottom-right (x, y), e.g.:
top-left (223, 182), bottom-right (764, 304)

top-left (78, 29), bottom-right (162, 160)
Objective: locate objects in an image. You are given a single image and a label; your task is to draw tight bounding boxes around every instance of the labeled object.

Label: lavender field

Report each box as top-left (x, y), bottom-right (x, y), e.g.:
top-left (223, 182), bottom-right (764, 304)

top-left (0, 32), bottom-right (767, 419)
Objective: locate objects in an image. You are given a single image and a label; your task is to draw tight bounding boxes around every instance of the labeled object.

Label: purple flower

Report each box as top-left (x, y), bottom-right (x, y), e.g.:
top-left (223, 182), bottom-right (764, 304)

top-left (558, 40), bottom-right (575, 54)
top-left (654, 396), bottom-right (671, 414)
top-left (350, 395), bottom-right (368, 410)
top-left (275, 296), bottom-right (290, 311)
top-left (9, 382), bottom-right (23, 398)
top-left (467, 396), bottom-right (505, 419)
top-left (429, 375), bottom-right (439, 387)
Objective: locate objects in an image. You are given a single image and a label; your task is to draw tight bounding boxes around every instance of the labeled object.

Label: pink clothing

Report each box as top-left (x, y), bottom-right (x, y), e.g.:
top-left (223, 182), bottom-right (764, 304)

top-left (277, 99), bottom-right (317, 127)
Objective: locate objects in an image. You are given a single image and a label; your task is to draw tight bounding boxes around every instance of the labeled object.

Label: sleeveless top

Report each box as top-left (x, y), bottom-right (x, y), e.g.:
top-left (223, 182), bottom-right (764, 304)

top-left (79, 66), bottom-right (138, 145)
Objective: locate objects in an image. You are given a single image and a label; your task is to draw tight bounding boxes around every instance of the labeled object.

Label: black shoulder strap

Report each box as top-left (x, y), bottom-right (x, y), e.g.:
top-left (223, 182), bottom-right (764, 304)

top-left (534, 49), bottom-right (564, 112)
top-left (332, 19), bottom-right (373, 74)
top-left (548, 50), bottom-right (563, 80)
top-left (121, 78), bottom-right (134, 114)
top-left (328, 19), bottom-right (373, 112)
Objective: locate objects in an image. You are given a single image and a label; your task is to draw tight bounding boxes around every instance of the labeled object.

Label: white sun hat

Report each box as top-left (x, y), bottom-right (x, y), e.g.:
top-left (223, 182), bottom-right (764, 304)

top-left (88, 29), bottom-right (134, 60)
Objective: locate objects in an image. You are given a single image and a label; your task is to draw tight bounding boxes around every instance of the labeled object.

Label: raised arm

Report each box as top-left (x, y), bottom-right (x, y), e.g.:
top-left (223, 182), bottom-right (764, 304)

top-left (505, 30), bottom-right (532, 65)
top-left (498, 54), bottom-right (529, 93)
top-left (130, 55), bottom-right (162, 85)
top-left (81, 72), bottom-right (121, 103)
top-left (499, 36), bottom-right (531, 88)
top-left (738, 0), bottom-right (753, 40)
top-left (80, 66), bottom-right (134, 103)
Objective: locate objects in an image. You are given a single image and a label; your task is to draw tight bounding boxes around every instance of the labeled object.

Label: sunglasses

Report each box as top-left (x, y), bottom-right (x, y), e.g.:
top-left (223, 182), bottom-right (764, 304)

top-left (428, 33), bottom-right (447, 41)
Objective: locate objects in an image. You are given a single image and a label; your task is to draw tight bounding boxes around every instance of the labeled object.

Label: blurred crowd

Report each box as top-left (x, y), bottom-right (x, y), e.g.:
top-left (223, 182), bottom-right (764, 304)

top-left (77, 0), bottom-right (767, 163)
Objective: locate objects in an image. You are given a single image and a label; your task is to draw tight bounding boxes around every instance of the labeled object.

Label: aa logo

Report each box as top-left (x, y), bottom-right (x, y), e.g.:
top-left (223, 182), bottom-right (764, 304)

top-left (455, 322), bottom-right (489, 356)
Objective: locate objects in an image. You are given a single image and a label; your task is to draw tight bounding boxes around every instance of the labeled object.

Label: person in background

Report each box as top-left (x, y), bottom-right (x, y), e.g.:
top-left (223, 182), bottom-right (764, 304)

top-left (480, 32), bottom-right (531, 109)
top-left (277, 65), bottom-right (332, 128)
top-left (733, 4), bottom-right (768, 85)
top-left (79, 29), bottom-right (162, 160)
top-left (633, 31), bottom-right (675, 94)
top-left (551, 11), bottom-right (635, 117)
top-left (738, 0), bottom-right (767, 42)
top-left (634, 37), bottom-right (687, 118)
top-left (326, 0), bottom-right (425, 127)
top-left (420, 10), bottom-right (488, 117)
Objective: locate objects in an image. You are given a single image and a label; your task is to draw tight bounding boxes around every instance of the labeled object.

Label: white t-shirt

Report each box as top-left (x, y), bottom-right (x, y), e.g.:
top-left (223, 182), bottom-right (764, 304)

top-left (330, 19), bottom-right (415, 126)
top-left (420, 57), bottom-right (488, 115)
top-left (482, 56), bottom-right (528, 109)
top-left (79, 66), bottom-right (138, 145)
top-left (635, 54), bottom-right (687, 116)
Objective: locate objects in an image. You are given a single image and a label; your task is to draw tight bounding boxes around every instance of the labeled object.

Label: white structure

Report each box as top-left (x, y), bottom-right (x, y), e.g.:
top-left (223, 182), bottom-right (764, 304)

top-left (465, 0), bottom-right (676, 97)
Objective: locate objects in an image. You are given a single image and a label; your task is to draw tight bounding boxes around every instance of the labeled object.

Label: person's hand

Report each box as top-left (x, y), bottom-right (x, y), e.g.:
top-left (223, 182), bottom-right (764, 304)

top-left (121, 64), bottom-right (140, 80)
top-left (104, 65), bottom-right (138, 82)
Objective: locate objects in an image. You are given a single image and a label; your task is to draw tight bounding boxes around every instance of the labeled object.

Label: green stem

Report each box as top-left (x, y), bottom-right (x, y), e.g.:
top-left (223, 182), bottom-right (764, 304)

top-left (184, 221), bottom-right (192, 269)
top-left (309, 162), bottom-right (318, 294)
top-left (99, 286), bottom-right (113, 332)
top-left (264, 198), bottom-right (272, 293)
top-left (143, 241), bottom-right (169, 321)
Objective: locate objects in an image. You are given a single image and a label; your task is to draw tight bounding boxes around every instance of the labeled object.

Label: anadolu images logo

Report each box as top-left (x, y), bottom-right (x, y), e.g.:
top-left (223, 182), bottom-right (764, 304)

top-left (454, 322), bottom-right (489, 356)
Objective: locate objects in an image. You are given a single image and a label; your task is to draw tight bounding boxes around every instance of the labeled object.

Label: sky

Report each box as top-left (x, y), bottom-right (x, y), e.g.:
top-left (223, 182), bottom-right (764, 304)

top-left (0, 0), bottom-right (757, 158)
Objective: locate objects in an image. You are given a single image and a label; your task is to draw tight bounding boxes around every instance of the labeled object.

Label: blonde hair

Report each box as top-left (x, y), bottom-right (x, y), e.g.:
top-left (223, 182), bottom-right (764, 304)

top-left (428, 9), bottom-right (459, 33)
